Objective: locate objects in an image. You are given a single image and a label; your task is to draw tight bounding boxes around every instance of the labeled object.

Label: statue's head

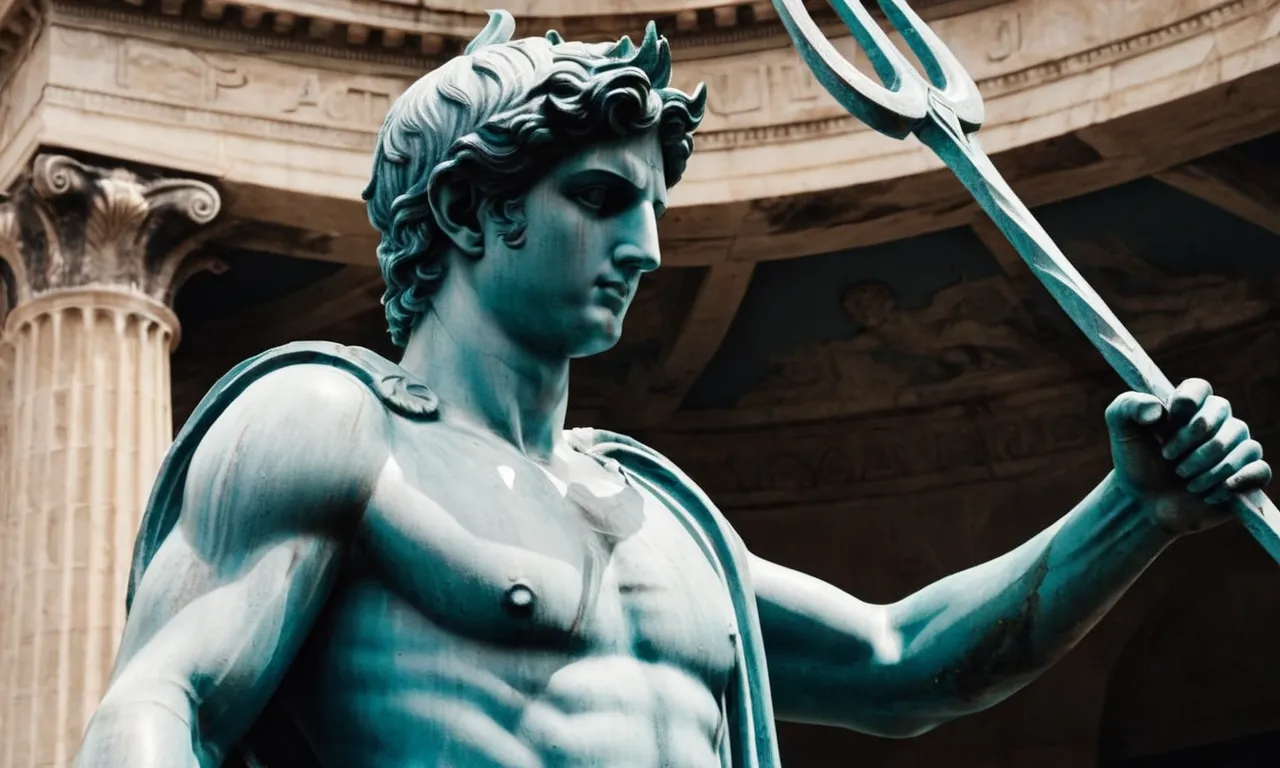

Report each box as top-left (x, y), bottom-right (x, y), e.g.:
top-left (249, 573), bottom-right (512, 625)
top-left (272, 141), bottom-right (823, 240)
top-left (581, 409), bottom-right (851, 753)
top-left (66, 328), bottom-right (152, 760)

top-left (364, 11), bottom-right (706, 356)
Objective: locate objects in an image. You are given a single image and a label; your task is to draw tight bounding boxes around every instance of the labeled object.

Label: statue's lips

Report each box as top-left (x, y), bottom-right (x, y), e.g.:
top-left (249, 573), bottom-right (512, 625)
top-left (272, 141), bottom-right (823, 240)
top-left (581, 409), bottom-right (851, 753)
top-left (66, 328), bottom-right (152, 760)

top-left (595, 280), bottom-right (629, 309)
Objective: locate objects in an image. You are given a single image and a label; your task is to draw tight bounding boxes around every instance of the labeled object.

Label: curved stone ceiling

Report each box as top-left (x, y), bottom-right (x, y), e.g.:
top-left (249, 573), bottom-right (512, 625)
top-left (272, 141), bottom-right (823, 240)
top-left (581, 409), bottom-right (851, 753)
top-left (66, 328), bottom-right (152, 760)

top-left (662, 0), bottom-right (1280, 260)
top-left (6, 0), bottom-right (1276, 271)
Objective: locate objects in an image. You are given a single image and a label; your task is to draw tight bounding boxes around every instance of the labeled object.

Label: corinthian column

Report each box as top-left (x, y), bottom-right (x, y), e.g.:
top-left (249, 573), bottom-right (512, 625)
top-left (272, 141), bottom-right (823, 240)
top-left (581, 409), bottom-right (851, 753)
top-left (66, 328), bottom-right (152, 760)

top-left (0, 154), bottom-right (223, 768)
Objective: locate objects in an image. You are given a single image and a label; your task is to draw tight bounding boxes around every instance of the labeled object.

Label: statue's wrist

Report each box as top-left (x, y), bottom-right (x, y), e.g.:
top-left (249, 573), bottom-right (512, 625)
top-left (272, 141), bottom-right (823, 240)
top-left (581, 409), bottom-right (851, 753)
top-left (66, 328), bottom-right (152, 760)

top-left (1138, 495), bottom-right (1192, 540)
top-left (1103, 473), bottom-right (1186, 541)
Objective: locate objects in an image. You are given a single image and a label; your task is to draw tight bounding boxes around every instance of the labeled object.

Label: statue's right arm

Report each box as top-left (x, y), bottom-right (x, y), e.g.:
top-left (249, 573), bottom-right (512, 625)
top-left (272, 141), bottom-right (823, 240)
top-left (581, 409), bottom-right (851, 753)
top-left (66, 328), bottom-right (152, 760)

top-left (75, 364), bottom-right (388, 767)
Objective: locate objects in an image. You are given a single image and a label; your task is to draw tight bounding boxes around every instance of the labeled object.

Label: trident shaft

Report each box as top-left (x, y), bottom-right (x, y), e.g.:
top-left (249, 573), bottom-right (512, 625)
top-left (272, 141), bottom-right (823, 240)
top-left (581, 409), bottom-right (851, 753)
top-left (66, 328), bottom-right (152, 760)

top-left (771, 0), bottom-right (1280, 563)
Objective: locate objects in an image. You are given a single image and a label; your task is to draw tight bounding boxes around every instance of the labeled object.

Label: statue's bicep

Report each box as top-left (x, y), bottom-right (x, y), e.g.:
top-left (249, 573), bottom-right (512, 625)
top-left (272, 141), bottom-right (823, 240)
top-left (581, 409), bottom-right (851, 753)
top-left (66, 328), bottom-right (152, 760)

top-left (104, 365), bottom-right (380, 744)
top-left (107, 522), bottom-right (341, 756)
top-left (179, 364), bottom-right (384, 561)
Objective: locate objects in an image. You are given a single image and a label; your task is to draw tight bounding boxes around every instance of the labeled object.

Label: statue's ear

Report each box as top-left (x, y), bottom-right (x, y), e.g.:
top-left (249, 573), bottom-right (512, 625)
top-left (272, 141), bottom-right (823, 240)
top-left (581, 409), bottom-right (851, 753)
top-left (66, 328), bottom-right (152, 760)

top-left (427, 174), bottom-right (484, 258)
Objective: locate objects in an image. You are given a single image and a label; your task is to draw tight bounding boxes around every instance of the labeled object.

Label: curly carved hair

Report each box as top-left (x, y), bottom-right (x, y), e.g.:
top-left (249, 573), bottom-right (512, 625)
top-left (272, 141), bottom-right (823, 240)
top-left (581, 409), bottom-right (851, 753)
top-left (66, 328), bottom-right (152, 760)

top-left (363, 11), bottom-right (707, 347)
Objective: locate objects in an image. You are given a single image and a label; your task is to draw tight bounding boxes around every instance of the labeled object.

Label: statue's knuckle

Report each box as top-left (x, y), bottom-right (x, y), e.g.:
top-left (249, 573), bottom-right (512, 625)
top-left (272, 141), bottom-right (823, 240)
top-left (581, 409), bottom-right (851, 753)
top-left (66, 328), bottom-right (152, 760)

top-left (1188, 377), bottom-right (1212, 393)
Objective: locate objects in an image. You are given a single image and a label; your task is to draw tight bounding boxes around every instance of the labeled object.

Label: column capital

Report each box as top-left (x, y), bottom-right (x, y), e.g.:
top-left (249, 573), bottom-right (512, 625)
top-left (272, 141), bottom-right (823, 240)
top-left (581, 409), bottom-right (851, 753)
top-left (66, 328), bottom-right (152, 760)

top-left (0, 153), bottom-right (227, 331)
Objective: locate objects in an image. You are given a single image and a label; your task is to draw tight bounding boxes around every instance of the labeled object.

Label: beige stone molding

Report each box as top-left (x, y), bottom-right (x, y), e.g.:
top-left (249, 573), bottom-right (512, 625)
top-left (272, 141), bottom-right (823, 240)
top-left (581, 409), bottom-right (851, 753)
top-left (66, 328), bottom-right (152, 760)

top-left (0, 153), bottom-right (225, 334)
top-left (0, 0), bottom-right (39, 61)
top-left (0, 0), bottom-right (1265, 271)
top-left (83, 0), bottom-right (982, 56)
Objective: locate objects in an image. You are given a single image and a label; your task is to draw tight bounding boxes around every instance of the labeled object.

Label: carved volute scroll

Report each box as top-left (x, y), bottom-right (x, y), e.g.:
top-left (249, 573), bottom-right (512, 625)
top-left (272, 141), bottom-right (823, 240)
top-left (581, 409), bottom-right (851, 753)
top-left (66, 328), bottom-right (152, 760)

top-left (0, 153), bottom-right (224, 323)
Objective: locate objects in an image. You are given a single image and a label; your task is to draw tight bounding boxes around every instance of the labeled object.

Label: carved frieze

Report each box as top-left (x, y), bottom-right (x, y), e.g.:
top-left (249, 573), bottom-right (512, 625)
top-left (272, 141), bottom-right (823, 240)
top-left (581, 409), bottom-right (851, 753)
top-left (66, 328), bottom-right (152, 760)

top-left (40, 0), bottom-right (1275, 155)
top-left (0, 0), bottom-right (40, 69)
top-left (115, 39), bottom-right (248, 105)
top-left (672, 0), bottom-right (1272, 139)
top-left (51, 27), bottom-right (410, 142)
top-left (638, 229), bottom-right (1280, 503)
top-left (653, 321), bottom-right (1280, 504)
top-left (732, 243), bottom-right (1280, 423)
top-left (0, 0), bottom-right (46, 156)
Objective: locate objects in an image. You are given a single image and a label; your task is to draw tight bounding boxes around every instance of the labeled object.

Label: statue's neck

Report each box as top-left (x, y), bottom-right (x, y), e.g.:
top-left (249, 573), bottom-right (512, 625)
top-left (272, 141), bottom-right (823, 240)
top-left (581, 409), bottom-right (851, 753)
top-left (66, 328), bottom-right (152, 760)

top-left (399, 306), bottom-right (569, 463)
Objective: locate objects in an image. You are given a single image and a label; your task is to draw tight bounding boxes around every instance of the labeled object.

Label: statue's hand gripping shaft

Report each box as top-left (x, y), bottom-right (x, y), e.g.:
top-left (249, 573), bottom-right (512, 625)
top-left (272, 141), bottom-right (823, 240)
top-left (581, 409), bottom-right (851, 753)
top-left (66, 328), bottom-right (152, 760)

top-left (771, 0), bottom-right (1280, 562)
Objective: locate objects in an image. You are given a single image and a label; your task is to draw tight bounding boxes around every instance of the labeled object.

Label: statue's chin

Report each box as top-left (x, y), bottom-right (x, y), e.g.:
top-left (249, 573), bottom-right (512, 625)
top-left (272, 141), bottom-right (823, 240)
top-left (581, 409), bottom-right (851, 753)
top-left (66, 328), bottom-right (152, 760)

top-left (560, 307), bottom-right (627, 359)
top-left (568, 330), bottom-right (623, 360)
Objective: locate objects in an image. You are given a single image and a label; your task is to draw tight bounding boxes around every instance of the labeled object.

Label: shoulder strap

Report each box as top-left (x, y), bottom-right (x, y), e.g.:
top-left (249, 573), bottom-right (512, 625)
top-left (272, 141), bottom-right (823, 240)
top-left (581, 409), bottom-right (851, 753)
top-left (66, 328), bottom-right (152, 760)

top-left (127, 340), bottom-right (438, 609)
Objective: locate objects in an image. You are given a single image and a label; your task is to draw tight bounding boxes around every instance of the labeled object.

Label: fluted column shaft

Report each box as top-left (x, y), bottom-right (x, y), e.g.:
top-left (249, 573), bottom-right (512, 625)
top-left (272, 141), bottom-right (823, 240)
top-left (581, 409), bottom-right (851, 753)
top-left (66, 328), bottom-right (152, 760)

top-left (0, 339), bottom-right (15, 737)
top-left (0, 154), bottom-right (221, 767)
top-left (1, 290), bottom-right (176, 766)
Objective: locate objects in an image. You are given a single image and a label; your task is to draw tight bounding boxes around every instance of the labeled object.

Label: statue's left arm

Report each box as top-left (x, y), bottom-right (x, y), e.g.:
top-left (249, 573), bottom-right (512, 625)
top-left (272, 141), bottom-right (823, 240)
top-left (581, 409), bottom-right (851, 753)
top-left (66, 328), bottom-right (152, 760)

top-left (753, 379), bottom-right (1270, 737)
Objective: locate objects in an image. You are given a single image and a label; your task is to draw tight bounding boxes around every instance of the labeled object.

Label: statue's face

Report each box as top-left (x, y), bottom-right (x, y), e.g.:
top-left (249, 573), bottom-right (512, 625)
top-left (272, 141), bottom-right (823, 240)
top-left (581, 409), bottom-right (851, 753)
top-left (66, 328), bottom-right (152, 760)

top-left (472, 128), bottom-right (666, 359)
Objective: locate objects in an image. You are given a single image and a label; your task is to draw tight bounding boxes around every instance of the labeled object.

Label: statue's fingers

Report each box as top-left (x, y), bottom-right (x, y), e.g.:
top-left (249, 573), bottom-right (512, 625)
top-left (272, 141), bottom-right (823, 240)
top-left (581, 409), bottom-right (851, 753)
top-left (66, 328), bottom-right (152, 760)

top-left (1160, 395), bottom-right (1230, 461)
top-left (1167, 378), bottom-right (1213, 429)
top-left (1187, 436), bottom-right (1262, 496)
top-left (1206, 458), bottom-right (1271, 505)
top-left (1223, 459), bottom-right (1273, 494)
top-left (1177, 419), bottom-right (1249, 483)
top-left (1104, 391), bottom-right (1165, 442)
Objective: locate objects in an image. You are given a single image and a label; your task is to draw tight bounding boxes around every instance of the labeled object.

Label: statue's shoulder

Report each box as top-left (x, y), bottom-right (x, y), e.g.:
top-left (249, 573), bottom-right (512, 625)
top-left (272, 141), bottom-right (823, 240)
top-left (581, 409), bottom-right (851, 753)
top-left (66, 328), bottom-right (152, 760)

top-left (210, 340), bottom-right (439, 422)
top-left (127, 341), bottom-right (437, 610)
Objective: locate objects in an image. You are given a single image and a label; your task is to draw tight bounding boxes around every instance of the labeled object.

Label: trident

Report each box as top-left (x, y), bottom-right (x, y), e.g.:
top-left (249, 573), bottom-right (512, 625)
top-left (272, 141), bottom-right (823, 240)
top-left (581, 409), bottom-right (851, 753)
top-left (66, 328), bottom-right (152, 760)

top-left (770, 0), bottom-right (1280, 562)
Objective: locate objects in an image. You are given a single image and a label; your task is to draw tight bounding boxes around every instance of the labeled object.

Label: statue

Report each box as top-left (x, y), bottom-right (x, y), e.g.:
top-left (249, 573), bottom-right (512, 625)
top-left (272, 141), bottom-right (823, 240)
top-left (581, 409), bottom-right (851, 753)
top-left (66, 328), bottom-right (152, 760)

top-left (75, 10), bottom-right (1271, 768)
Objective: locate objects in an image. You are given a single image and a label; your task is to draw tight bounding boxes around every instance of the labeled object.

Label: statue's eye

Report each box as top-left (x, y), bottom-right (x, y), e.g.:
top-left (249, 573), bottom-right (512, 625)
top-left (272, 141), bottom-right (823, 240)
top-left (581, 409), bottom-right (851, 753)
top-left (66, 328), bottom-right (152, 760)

top-left (574, 185), bottom-right (611, 211)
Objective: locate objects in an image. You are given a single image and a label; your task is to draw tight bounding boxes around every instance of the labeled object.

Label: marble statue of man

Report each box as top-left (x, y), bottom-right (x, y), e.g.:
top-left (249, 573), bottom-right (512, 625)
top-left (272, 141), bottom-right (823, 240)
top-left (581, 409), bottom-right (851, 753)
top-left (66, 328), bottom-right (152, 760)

top-left (76, 11), bottom-right (1270, 768)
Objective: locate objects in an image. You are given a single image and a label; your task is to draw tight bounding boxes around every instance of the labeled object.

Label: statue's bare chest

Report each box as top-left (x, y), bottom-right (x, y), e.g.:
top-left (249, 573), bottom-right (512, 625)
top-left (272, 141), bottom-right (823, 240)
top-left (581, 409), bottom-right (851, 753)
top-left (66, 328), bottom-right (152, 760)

top-left (348, 422), bottom-right (738, 692)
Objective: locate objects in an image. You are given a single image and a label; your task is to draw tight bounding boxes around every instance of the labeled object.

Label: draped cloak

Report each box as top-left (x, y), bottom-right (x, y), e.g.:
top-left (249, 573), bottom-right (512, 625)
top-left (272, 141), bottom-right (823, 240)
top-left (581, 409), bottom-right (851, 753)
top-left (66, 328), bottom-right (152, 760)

top-left (126, 341), bottom-right (782, 768)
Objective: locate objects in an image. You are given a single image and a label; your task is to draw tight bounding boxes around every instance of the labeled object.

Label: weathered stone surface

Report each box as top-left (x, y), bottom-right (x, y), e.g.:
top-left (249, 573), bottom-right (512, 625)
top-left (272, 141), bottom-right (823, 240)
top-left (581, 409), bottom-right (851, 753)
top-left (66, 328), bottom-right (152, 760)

top-left (0, 154), bottom-right (223, 768)
top-left (2, 0), bottom-right (1268, 273)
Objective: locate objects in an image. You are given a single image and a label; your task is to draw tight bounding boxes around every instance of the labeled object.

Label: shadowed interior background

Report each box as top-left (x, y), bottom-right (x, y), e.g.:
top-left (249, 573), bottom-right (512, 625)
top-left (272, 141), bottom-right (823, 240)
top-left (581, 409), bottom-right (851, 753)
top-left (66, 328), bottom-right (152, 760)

top-left (0, 0), bottom-right (1278, 765)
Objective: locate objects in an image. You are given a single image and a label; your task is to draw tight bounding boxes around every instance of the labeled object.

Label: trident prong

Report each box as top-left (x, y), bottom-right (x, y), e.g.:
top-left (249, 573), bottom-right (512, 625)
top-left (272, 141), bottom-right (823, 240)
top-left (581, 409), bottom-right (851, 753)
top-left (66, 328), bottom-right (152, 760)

top-left (771, 0), bottom-right (982, 138)
top-left (772, 0), bottom-right (1280, 566)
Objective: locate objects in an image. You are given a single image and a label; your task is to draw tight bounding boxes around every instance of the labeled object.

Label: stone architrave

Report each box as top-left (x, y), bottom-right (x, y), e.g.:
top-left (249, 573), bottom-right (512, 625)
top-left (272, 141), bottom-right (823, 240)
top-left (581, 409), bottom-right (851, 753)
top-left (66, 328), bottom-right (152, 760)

top-left (0, 154), bottom-right (223, 768)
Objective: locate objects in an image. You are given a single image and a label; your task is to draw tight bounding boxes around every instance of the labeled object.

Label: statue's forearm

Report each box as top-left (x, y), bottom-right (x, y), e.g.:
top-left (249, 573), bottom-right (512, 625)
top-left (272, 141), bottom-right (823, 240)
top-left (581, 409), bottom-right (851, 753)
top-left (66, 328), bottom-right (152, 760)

top-left (76, 699), bottom-right (204, 768)
top-left (887, 472), bottom-right (1172, 716)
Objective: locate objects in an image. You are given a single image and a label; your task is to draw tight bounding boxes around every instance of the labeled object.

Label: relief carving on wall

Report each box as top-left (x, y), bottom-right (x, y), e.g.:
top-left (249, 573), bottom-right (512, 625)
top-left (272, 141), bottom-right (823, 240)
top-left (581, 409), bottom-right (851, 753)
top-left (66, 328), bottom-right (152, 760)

top-left (984, 9), bottom-right (1022, 63)
top-left (116, 40), bottom-right (248, 105)
top-left (51, 27), bottom-right (412, 148)
top-left (740, 243), bottom-right (1280, 418)
top-left (662, 320), bottom-right (1280, 505)
top-left (281, 73), bottom-right (398, 128)
top-left (671, 0), bottom-right (1270, 143)
top-left (738, 275), bottom-right (1069, 414)
top-left (40, 0), bottom-right (1275, 158)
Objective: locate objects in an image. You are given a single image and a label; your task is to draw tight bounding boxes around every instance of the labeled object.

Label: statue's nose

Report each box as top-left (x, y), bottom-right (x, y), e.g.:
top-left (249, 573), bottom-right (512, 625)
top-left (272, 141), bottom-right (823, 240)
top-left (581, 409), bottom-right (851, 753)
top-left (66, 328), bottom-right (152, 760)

top-left (613, 243), bottom-right (660, 274)
top-left (612, 205), bottom-right (661, 273)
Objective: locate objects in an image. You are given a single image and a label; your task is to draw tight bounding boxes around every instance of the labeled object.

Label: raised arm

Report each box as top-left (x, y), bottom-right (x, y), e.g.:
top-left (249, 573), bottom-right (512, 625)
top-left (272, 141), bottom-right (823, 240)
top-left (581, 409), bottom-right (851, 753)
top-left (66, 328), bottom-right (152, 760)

top-left (754, 380), bottom-right (1270, 737)
top-left (75, 364), bottom-right (387, 767)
